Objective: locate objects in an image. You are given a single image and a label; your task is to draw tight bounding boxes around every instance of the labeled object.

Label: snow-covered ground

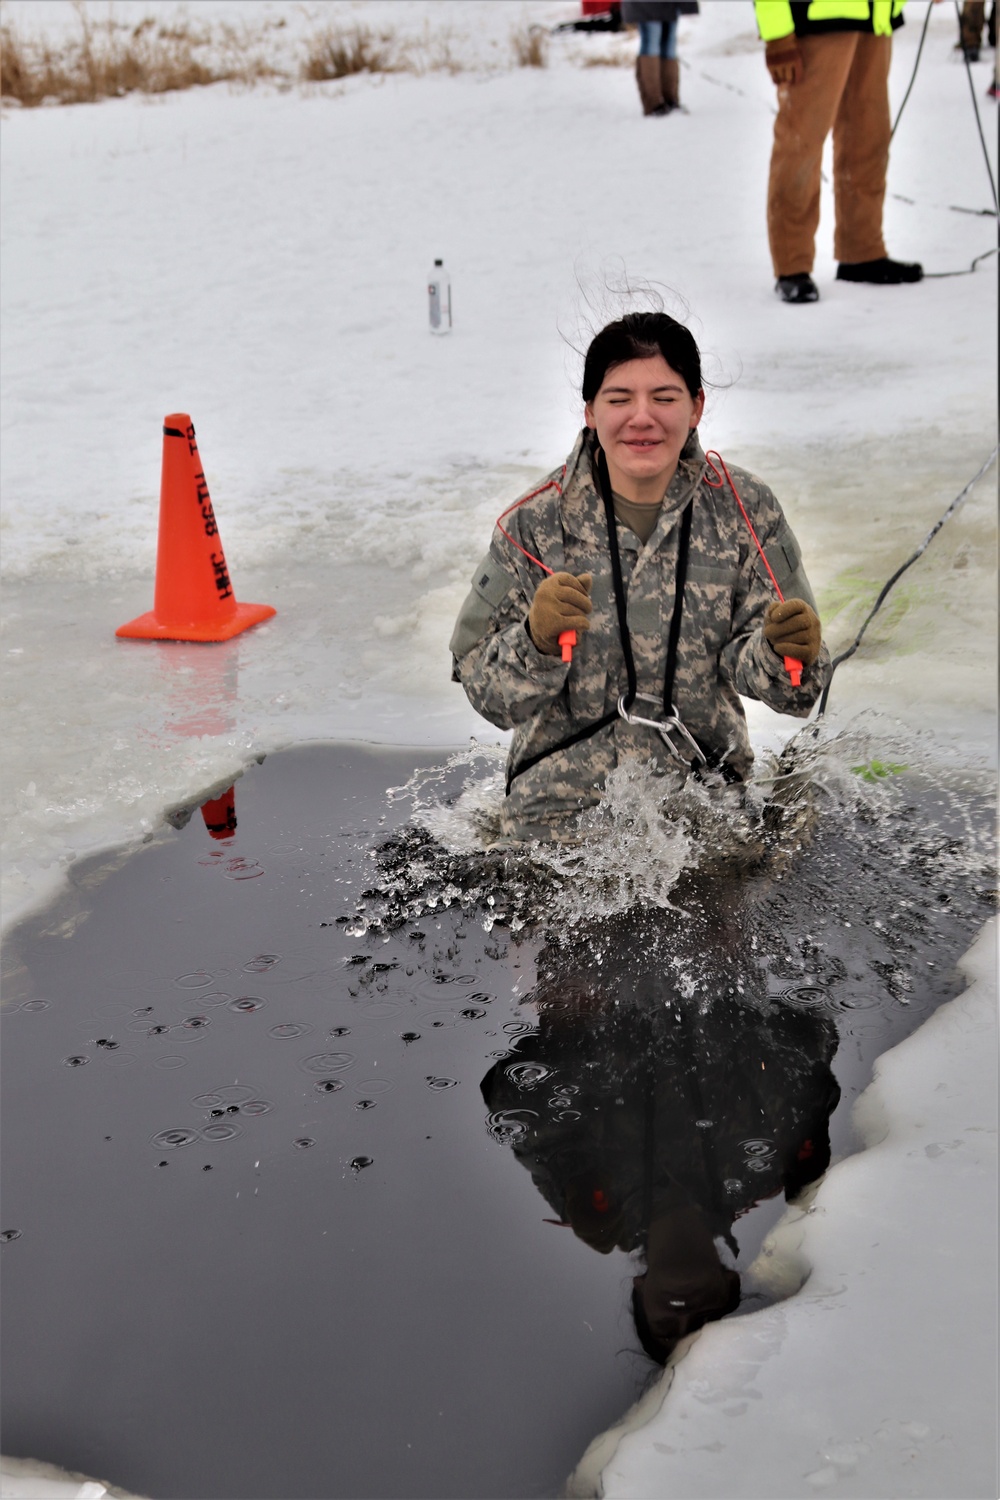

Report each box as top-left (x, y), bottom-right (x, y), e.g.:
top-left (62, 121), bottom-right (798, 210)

top-left (1, 2), bottom-right (997, 1497)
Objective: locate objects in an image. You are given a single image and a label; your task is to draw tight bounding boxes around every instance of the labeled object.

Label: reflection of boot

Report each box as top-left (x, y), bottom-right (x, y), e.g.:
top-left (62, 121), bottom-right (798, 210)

top-left (660, 57), bottom-right (680, 110)
top-left (636, 56), bottom-right (667, 115)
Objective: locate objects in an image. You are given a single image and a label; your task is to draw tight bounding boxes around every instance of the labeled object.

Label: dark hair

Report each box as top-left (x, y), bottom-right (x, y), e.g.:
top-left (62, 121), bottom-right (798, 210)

top-left (582, 312), bottom-right (702, 403)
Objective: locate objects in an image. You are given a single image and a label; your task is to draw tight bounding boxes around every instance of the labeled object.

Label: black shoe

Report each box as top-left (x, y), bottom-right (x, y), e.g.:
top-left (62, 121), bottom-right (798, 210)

top-left (775, 272), bottom-right (819, 304)
top-left (836, 257), bottom-right (923, 284)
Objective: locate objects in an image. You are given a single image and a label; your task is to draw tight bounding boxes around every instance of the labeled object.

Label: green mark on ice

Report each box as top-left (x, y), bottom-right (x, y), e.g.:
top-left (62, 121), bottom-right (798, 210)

top-left (851, 759), bottom-right (908, 784)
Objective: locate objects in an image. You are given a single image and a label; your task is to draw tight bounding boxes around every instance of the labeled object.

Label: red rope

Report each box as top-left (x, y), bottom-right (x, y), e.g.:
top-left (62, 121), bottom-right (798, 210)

top-left (494, 476), bottom-right (564, 576)
top-left (703, 450), bottom-right (785, 602)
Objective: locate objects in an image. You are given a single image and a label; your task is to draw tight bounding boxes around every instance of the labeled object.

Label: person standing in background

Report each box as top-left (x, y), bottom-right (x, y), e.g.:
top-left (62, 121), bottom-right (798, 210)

top-left (622, 2), bottom-right (699, 116)
top-left (756, 0), bottom-right (924, 303)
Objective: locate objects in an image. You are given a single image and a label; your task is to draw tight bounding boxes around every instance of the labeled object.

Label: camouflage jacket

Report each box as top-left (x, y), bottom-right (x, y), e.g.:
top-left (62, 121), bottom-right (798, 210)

top-left (450, 428), bottom-right (830, 839)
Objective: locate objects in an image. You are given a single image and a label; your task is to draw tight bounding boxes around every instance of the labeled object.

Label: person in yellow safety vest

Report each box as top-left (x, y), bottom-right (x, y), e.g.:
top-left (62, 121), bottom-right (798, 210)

top-left (754, 0), bottom-right (924, 303)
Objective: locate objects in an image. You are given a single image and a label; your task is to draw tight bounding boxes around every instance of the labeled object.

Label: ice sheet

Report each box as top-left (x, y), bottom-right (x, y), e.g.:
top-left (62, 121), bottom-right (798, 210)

top-left (1, 0), bottom-right (996, 930)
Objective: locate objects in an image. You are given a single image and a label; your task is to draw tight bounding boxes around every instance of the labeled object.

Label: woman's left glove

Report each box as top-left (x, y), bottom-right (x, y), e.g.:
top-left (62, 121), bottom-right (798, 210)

top-left (764, 598), bottom-right (821, 667)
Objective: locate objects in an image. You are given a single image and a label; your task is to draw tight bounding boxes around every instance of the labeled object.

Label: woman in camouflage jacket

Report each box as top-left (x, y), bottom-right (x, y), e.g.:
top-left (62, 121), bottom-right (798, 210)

top-left (450, 313), bottom-right (830, 840)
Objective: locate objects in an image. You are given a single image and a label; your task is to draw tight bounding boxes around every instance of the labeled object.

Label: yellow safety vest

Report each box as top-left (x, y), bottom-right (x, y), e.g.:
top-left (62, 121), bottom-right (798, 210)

top-left (754, 1), bottom-right (906, 42)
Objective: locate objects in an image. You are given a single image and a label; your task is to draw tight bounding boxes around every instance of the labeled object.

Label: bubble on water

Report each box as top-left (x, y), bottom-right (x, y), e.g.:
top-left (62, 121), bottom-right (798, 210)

top-left (244, 955), bottom-right (280, 973)
top-left (740, 1138), bottom-right (776, 1158)
top-left (64, 1055), bottom-right (89, 1067)
top-left (95, 1038), bottom-right (120, 1050)
top-left (425, 1076), bottom-right (458, 1090)
top-left (695, 1119), bottom-right (714, 1129)
top-left (202, 1122), bottom-right (242, 1142)
top-left (460, 1008), bottom-right (487, 1021)
top-left (152, 1128), bottom-right (198, 1149)
top-left (293, 1137), bottom-right (315, 1150)
top-left (176, 972), bottom-right (214, 989)
top-left (147, 1024), bottom-right (171, 1035)
top-left (210, 1108), bottom-right (225, 1118)
top-left (182, 1016), bottom-right (210, 1030)
top-left (301, 1052), bottom-right (355, 1074)
top-left (202, 1165), bottom-right (213, 1172)
top-left (230, 996), bottom-right (266, 1013)
top-left (345, 918), bottom-right (368, 938)
top-left (400, 1032), bottom-right (420, 1044)
top-left (224, 859), bottom-right (264, 880)
top-left (19, 999), bottom-right (49, 1012)
top-left (328, 1026), bottom-right (352, 1038)
top-left (724, 1178), bottom-right (743, 1194)
top-left (132, 1007), bottom-right (154, 1016)
top-left (487, 1109), bottom-right (537, 1143)
top-left (226, 1105), bottom-right (240, 1114)
top-left (268, 1023), bottom-right (312, 1040)
top-left (350, 1155), bottom-right (373, 1172)
top-left (241, 1100), bottom-right (272, 1116)
top-left (504, 1061), bottom-right (552, 1091)
top-left (315, 1079), bottom-right (344, 1093)
top-left (355, 1100), bottom-right (376, 1111)
top-left (1, 1229), bottom-right (22, 1243)
top-left (197, 1084), bottom-right (254, 1104)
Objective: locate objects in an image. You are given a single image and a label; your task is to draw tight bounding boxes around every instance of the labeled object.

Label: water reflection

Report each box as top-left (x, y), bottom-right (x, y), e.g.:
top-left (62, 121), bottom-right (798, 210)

top-left (481, 903), bottom-right (840, 1365)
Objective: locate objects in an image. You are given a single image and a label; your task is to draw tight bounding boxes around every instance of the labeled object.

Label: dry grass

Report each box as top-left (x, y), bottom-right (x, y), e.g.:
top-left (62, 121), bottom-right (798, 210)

top-left (511, 24), bottom-right (548, 69)
top-left (0, 3), bottom-right (230, 106)
top-left (300, 25), bottom-right (401, 83)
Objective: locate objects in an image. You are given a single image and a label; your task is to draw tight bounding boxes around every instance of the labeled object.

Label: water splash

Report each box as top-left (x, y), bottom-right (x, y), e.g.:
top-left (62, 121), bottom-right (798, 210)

top-left (355, 715), bottom-right (995, 939)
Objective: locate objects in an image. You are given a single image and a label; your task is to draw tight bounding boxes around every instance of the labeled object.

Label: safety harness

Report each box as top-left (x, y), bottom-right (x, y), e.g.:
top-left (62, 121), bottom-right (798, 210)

top-left (506, 448), bottom-right (731, 796)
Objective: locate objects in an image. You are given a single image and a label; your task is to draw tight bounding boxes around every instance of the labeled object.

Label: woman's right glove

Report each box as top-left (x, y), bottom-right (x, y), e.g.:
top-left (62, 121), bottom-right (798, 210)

top-left (527, 572), bottom-right (592, 656)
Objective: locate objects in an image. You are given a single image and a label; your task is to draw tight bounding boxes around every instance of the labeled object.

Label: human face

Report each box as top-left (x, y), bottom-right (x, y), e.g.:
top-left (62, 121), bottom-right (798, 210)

top-left (584, 355), bottom-right (705, 504)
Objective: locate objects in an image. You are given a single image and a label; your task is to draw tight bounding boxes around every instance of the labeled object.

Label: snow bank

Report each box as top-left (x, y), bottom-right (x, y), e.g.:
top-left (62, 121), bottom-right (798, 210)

top-left (570, 917), bottom-right (998, 1500)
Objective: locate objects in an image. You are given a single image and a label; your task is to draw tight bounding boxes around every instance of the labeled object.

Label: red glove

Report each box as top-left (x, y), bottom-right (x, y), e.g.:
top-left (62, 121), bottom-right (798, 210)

top-left (765, 35), bottom-right (804, 86)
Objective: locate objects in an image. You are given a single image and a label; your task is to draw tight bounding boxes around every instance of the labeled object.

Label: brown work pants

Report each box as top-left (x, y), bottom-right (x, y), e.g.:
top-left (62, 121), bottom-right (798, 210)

top-left (767, 31), bottom-right (891, 277)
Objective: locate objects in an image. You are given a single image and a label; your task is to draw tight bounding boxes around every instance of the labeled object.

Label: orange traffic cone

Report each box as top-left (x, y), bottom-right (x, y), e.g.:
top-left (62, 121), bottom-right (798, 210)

top-left (117, 415), bottom-right (276, 642)
top-left (200, 785), bottom-right (237, 840)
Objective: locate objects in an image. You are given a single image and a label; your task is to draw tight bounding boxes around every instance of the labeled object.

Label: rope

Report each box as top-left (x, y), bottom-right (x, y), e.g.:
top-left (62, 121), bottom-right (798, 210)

top-left (955, 0), bottom-right (1000, 216)
top-left (817, 445), bottom-right (999, 717)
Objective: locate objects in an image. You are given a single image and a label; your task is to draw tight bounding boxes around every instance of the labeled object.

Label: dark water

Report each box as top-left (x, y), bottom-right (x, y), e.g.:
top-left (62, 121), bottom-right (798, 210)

top-left (0, 742), bottom-right (994, 1500)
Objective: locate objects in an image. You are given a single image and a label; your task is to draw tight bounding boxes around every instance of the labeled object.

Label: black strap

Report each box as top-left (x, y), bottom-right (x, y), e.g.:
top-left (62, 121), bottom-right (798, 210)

top-left (597, 447), bottom-right (638, 713)
top-left (505, 453), bottom-right (694, 795)
top-left (663, 498), bottom-right (693, 712)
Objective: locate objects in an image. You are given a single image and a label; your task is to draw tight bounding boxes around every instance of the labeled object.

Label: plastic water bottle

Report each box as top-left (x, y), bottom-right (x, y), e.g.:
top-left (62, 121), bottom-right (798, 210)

top-left (428, 259), bottom-right (452, 334)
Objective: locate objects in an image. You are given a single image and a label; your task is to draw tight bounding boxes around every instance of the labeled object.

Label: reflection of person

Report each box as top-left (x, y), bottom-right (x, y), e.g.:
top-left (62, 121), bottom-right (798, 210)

top-left (450, 313), bottom-right (829, 841)
top-left (622, 2), bottom-right (699, 116)
top-left (480, 928), bottom-right (841, 1363)
top-left (755, 0), bottom-right (923, 303)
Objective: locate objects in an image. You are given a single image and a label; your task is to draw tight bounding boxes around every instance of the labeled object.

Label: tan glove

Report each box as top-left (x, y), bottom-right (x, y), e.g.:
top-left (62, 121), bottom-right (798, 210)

top-left (764, 598), bottom-right (822, 667)
top-left (765, 35), bottom-right (804, 86)
top-left (527, 572), bottom-right (592, 656)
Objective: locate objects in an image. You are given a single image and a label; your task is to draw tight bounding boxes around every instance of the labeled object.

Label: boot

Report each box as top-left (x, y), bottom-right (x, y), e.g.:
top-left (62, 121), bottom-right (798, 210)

top-left (636, 56), bottom-right (667, 116)
top-left (660, 57), bottom-right (681, 111)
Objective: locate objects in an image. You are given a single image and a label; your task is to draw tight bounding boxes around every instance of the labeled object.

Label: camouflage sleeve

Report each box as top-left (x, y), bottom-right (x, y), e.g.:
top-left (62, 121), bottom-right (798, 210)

top-left (450, 548), bottom-right (570, 730)
top-left (719, 475), bottom-right (831, 717)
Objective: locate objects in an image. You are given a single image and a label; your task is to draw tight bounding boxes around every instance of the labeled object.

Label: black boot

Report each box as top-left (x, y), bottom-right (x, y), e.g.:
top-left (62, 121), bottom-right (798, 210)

top-left (836, 257), bottom-right (923, 284)
top-left (775, 272), bottom-right (819, 304)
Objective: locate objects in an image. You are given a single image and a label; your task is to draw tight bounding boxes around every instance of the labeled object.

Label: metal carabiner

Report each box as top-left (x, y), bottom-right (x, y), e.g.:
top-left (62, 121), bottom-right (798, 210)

top-left (617, 693), bottom-right (708, 768)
